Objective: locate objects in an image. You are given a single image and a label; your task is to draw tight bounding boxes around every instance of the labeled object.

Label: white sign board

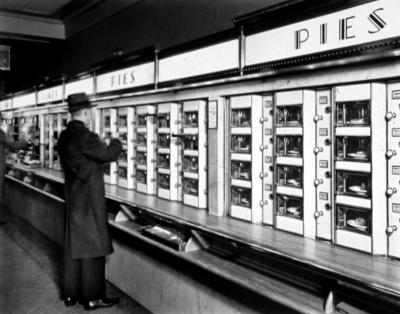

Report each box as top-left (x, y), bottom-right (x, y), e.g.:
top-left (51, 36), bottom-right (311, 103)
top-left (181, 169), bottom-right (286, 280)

top-left (96, 62), bottom-right (154, 93)
top-left (0, 98), bottom-right (12, 111)
top-left (65, 77), bottom-right (94, 98)
top-left (37, 85), bottom-right (63, 104)
top-left (13, 93), bottom-right (36, 109)
top-left (245, 0), bottom-right (400, 66)
top-left (159, 39), bottom-right (239, 82)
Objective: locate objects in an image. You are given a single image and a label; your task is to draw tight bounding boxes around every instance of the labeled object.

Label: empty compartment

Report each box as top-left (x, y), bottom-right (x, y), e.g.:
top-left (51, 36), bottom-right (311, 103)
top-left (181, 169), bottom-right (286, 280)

top-left (183, 156), bottom-right (198, 173)
top-left (276, 105), bottom-right (302, 126)
top-left (183, 111), bottom-right (198, 128)
top-left (157, 153), bottom-right (170, 169)
top-left (336, 136), bottom-right (370, 161)
top-left (158, 113), bottom-right (170, 128)
top-left (158, 134), bottom-right (170, 148)
top-left (276, 136), bottom-right (302, 157)
top-left (183, 135), bottom-right (199, 151)
top-left (231, 135), bottom-right (251, 154)
top-left (231, 108), bottom-right (251, 127)
top-left (336, 205), bottom-right (371, 235)
top-left (336, 101), bottom-right (370, 126)
top-left (277, 195), bottom-right (303, 219)
top-left (277, 165), bottom-right (302, 187)
top-left (183, 178), bottom-right (198, 196)
top-left (158, 173), bottom-right (170, 189)
top-left (231, 186), bottom-right (251, 208)
top-left (231, 160), bottom-right (251, 181)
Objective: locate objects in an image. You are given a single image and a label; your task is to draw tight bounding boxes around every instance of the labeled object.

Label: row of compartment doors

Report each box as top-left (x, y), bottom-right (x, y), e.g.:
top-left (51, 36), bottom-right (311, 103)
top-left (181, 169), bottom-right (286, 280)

top-left (230, 82), bottom-right (400, 258)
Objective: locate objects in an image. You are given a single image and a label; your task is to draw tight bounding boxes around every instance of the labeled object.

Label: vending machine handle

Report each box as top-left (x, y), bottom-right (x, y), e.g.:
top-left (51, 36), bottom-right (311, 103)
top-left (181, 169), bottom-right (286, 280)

top-left (386, 112), bottom-right (397, 121)
top-left (386, 150), bottom-right (397, 159)
top-left (386, 225), bottom-right (398, 235)
top-left (314, 211), bottom-right (324, 219)
top-left (313, 115), bottom-right (323, 123)
top-left (387, 188), bottom-right (397, 197)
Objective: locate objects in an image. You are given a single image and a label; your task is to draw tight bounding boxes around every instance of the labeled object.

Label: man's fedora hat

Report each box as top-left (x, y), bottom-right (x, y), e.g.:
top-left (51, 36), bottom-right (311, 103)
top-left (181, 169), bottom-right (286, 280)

top-left (66, 93), bottom-right (94, 111)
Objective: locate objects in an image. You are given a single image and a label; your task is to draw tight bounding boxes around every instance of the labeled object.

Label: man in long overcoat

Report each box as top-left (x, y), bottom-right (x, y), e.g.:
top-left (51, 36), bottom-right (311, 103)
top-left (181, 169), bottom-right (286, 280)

top-left (57, 93), bottom-right (122, 311)
top-left (0, 115), bottom-right (27, 225)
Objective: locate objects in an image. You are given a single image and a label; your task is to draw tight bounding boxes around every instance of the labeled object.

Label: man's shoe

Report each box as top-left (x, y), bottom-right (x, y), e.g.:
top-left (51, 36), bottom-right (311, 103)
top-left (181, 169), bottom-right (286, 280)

top-left (0, 220), bottom-right (7, 226)
top-left (64, 297), bottom-right (77, 307)
top-left (83, 297), bottom-right (120, 311)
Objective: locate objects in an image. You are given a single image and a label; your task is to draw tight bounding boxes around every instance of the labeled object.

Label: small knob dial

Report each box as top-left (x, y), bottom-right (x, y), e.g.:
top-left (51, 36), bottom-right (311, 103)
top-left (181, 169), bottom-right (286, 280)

top-left (260, 145), bottom-right (267, 151)
top-left (387, 188), bottom-right (397, 197)
top-left (259, 200), bottom-right (267, 206)
top-left (386, 112), bottom-right (397, 121)
top-left (260, 117), bottom-right (268, 123)
top-left (386, 225), bottom-right (398, 235)
top-left (314, 179), bottom-right (323, 186)
top-left (313, 115), bottom-right (323, 123)
top-left (314, 147), bottom-right (323, 154)
top-left (314, 211), bottom-right (324, 219)
top-left (386, 150), bottom-right (397, 159)
top-left (259, 173), bottom-right (268, 179)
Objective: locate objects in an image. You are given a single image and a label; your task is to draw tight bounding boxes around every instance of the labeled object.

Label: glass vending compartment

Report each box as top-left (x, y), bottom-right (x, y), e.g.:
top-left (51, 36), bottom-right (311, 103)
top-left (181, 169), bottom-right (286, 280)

top-left (276, 136), bottom-right (302, 157)
top-left (157, 153), bottom-right (170, 169)
top-left (118, 150), bottom-right (127, 164)
top-left (119, 133), bottom-right (128, 146)
top-left (336, 101), bottom-right (370, 126)
top-left (183, 178), bottom-right (199, 196)
top-left (118, 166), bottom-right (127, 179)
top-left (277, 195), bottom-right (303, 219)
top-left (231, 108), bottom-right (251, 127)
top-left (277, 165), bottom-right (302, 187)
top-left (276, 105), bottom-right (302, 126)
top-left (231, 160), bottom-right (251, 181)
top-left (336, 171), bottom-right (371, 198)
top-left (158, 173), bottom-right (170, 189)
top-left (158, 113), bottom-right (170, 128)
top-left (231, 186), bottom-right (251, 208)
top-left (183, 111), bottom-right (198, 128)
top-left (183, 135), bottom-right (198, 151)
top-left (137, 169), bottom-right (147, 183)
top-left (336, 205), bottom-right (371, 234)
top-left (137, 133), bottom-right (147, 147)
top-left (103, 111), bottom-right (111, 128)
top-left (183, 156), bottom-right (198, 173)
top-left (231, 135), bottom-right (251, 154)
top-left (136, 152), bottom-right (147, 166)
top-left (104, 163), bottom-right (111, 175)
top-left (118, 114), bottom-right (127, 128)
top-left (158, 134), bottom-right (170, 148)
top-left (138, 115), bottom-right (147, 127)
top-left (335, 137), bottom-right (370, 161)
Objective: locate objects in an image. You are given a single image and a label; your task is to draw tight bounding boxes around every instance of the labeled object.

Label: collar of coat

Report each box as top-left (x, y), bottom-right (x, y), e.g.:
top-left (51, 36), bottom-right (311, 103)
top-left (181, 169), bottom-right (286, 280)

top-left (67, 120), bottom-right (87, 130)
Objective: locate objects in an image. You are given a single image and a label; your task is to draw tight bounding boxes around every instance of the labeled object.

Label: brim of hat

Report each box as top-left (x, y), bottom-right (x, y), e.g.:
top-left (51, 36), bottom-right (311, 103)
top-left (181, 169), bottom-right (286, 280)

top-left (66, 103), bottom-right (97, 111)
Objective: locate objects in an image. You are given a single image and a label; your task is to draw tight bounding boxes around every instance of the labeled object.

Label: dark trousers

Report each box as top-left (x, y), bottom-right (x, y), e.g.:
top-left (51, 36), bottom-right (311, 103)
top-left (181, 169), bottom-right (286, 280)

top-left (64, 236), bottom-right (106, 302)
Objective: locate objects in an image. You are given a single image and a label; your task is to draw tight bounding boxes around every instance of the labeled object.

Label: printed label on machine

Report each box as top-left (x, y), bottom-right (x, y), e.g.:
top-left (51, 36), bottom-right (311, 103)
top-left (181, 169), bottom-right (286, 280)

top-left (319, 192), bottom-right (328, 201)
top-left (392, 166), bottom-right (400, 175)
top-left (265, 128), bottom-right (272, 135)
top-left (265, 156), bottom-right (272, 163)
top-left (392, 204), bottom-right (400, 213)
top-left (392, 128), bottom-right (400, 137)
top-left (319, 128), bottom-right (328, 136)
top-left (319, 96), bottom-right (328, 105)
top-left (319, 160), bottom-right (328, 168)
top-left (264, 99), bottom-right (273, 108)
top-left (265, 184), bottom-right (272, 191)
top-left (392, 90), bottom-right (400, 99)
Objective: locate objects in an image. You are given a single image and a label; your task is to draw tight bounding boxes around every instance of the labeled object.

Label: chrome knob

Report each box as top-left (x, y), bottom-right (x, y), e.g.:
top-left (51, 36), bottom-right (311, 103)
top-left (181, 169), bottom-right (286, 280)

top-left (314, 211), bottom-right (324, 219)
top-left (259, 173), bottom-right (268, 179)
top-left (386, 150), bottom-right (397, 159)
top-left (314, 147), bottom-right (323, 154)
top-left (260, 117), bottom-right (268, 123)
top-left (386, 112), bottom-right (397, 121)
top-left (387, 188), bottom-right (397, 197)
top-left (324, 203), bottom-right (331, 210)
top-left (313, 115), bottom-right (323, 123)
top-left (260, 145), bottom-right (267, 151)
top-left (387, 225), bottom-right (398, 235)
top-left (259, 200), bottom-right (267, 206)
top-left (314, 179), bottom-right (323, 186)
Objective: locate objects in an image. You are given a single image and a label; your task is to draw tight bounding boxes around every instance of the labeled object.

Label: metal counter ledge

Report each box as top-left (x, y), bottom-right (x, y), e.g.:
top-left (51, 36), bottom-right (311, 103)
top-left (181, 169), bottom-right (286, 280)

top-left (5, 162), bottom-right (400, 305)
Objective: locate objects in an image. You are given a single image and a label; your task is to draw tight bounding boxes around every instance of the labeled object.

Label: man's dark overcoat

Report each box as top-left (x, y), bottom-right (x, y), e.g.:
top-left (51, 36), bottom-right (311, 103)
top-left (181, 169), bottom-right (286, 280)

top-left (57, 120), bottom-right (122, 259)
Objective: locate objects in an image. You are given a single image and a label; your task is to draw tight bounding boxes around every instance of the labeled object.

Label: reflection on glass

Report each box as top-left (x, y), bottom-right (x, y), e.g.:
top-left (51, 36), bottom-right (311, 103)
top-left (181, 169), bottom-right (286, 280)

top-left (231, 135), bottom-right (251, 154)
top-left (118, 115), bottom-right (127, 128)
top-left (137, 133), bottom-right (147, 147)
top-left (158, 134), bottom-right (170, 148)
top-left (137, 170), bottom-right (146, 183)
top-left (276, 136), bottom-right (302, 157)
top-left (136, 152), bottom-right (147, 165)
top-left (277, 195), bottom-right (303, 219)
top-left (276, 105), bottom-right (302, 126)
top-left (336, 137), bottom-right (370, 161)
top-left (118, 167), bottom-right (127, 179)
top-left (138, 115), bottom-right (147, 127)
top-left (277, 165), bottom-right (302, 187)
top-left (183, 156), bottom-right (198, 173)
top-left (337, 205), bottom-right (371, 234)
top-left (183, 111), bottom-right (198, 128)
top-left (231, 161), bottom-right (251, 181)
top-left (231, 186), bottom-right (251, 208)
top-left (158, 113), bottom-right (170, 128)
top-left (231, 108), bottom-right (251, 127)
top-left (336, 171), bottom-right (371, 198)
top-left (158, 173), bottom-right (170, 189)
top-left (157, 153), bottom-right (170, 169)
top-left (336, 101), bottom-right (370, 126)
top-left (118, 150), bottom-right (127, 163)
top-left (184, 178), bottom-right (198, 196)
top-left (183, 135), bottom-right (198, 150)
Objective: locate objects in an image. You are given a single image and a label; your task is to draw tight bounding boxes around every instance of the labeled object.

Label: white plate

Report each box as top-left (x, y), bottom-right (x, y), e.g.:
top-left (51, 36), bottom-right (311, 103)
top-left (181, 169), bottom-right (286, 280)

top-left (287, 150), bottom-right (300, 155)
top-left (287, 207), bottom-right (300, 215)
top-left (348, 185), bottom-right (367, 194)
top-left (287, 179), bottom-right (301, 186)
top-left (347, 219), bottom-right (367, 230)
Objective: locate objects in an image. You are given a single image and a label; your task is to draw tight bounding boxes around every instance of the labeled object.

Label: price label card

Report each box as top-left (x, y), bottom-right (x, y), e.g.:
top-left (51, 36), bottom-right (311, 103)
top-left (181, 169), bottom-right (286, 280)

top-left (392, 90), bottom-right (400, 99)
top-left (392, 166), bottom-right (400, 175)
top-left (319, 192), bottom-right (329, 201)
top-left (392, 203), bottom-right (400, 213)
top-left (319, 96), bottom-right (328, 105)
top-left (392, 128), bottom-right (400, 137)
top-left (265, 128), bottom-right (272, 136)
top-left (319, 128), bottom-right (328, 136)
top-left (265, 184), bottom-right (272, 191)
top-left (319, 160), bottom-right (328, 168)
top-left (265, 156), bottom-right (272, 164)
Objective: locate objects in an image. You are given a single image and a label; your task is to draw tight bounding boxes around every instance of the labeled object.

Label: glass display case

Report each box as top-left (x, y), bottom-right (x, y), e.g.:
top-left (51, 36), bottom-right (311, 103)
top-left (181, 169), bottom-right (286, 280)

top-left (276, 136), bottom-right (302, 157)
top-left (336, 205), bottom-right (371, 235)
top-left (336, 101), bottom-right (370, 126)
top-left (231, 187), bottom-right (251, 208)
top-left (183, 135), bottom-right (198, 151)
top-left (158, 134), bottom-right (170, 148)
top-left (158, 113), bottom-right (170, 128)
top-left (138, 115), bottom-right (147, 127)
top-left (277, 195), bottom-right (303, 219)
top-left (157, 153), bottom-right (170, 169)
top-left (231, 108), bottom-right (251, 127)
top-left (336, 171), bottom-right (371, 198)
top-left (277, 165), bottom-right (302, 188)
top-left (183, 111), bottom-right (198, 128)
top-left (136, 169), bottom-right (147, 184)
top-left (231, 135), bottom-right (251, 154)
top-left (136, 152), bottom-right (147, 166)
top-left (231, 161), bottom-right (251, 181)
top-left (158, 173), bottom-right (170, 189)
top-left (183, 156), bottom-right (198, 173)
top-left (118, 166), bottom-right (127, 179)
top-left (137, 133), bottom-right (147, 147)
top-left (335, 137), bottom-right (370, 161)
top-left (276, 105), bottom-right (302, 126)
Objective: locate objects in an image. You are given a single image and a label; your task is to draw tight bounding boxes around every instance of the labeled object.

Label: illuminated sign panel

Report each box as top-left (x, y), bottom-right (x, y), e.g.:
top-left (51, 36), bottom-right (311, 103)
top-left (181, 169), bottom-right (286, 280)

top-left (65, 77), bottom-right (94, 97)
top-left (37, 85), bottom-right (63, 104)
top-left (13, 93), bottom-right (35, 109)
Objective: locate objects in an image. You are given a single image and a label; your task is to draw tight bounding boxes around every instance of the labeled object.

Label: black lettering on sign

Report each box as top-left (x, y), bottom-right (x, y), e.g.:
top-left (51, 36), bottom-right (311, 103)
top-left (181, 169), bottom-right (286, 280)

top-left (339, 16), bottom-right (355, 40)
top-left (295, 28), bottom-right (309, 49)
top-left (368, 8), bottom-right (386, 34)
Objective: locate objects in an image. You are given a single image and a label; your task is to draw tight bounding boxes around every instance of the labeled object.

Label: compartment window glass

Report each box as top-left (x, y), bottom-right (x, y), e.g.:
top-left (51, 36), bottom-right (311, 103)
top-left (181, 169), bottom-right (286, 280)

top-left (336, 171), bottom-right (371, 198)
top-left (158, 173), bottom-right (170, 189)
top-left (184, 178), bottom-right (198, 196)
top-left (231, 161), bottom-right (251, 181)
top-left (158, 134), bottom-right (170, 148)
top-left (231, 187), bottom-right (251, 208)
top-left (336, 136), bottom-right (370, 161)
top-left (183, 111), bottom-right (198, 128)
top-left (158, 113), bottom-right (170, 128)
top-left (231, 135), bottom-right (251, 154)
top-left (276, 136), bottom-right (302, 157)
top-left (336, 101), bottom-right (370, 126)
top-left (157, 154), bottom-right (170, 169)
top-left (183, 156), bottom-right (198, 173)
top-left (277, 195), bottom-right (303, 219)
top-left (231, 108), bottom-right (251, 127)
top-left (336, 205), bottom-right (371, 235)
top-left (276, 105), bottom-right (302, 126)
top-left (183, 135), bottom-right (199, 151)
top-left (277, 165), bottom-right (302, 187)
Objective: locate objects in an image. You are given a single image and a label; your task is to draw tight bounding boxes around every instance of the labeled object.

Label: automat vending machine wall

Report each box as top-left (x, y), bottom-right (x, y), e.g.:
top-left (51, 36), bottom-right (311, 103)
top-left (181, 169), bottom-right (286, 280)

top-left (229, 95), bottom-right (263, 222)
top-left (156, 103), bottom-right (182, 201)
top-left (135, 105), bottom-right (157, 194)
top-left (116, 107), bottom-right (135, 189)
top-left (333, 83), bottom-right (386, 254)
top-left (181, 100), bottom-right (207, 208)
top-left (273, 90), bottom-right (316, 237)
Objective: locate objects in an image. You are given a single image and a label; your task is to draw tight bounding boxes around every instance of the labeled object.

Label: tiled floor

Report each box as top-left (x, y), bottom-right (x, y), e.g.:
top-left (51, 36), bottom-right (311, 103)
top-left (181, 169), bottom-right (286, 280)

top-left (0, 209), bottom-right (152, 314)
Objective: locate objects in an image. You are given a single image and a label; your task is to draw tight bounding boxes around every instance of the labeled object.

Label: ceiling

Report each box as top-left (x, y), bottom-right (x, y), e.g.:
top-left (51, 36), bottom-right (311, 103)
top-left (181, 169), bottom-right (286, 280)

top-left (0, 0), bottom-right (72, 16)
